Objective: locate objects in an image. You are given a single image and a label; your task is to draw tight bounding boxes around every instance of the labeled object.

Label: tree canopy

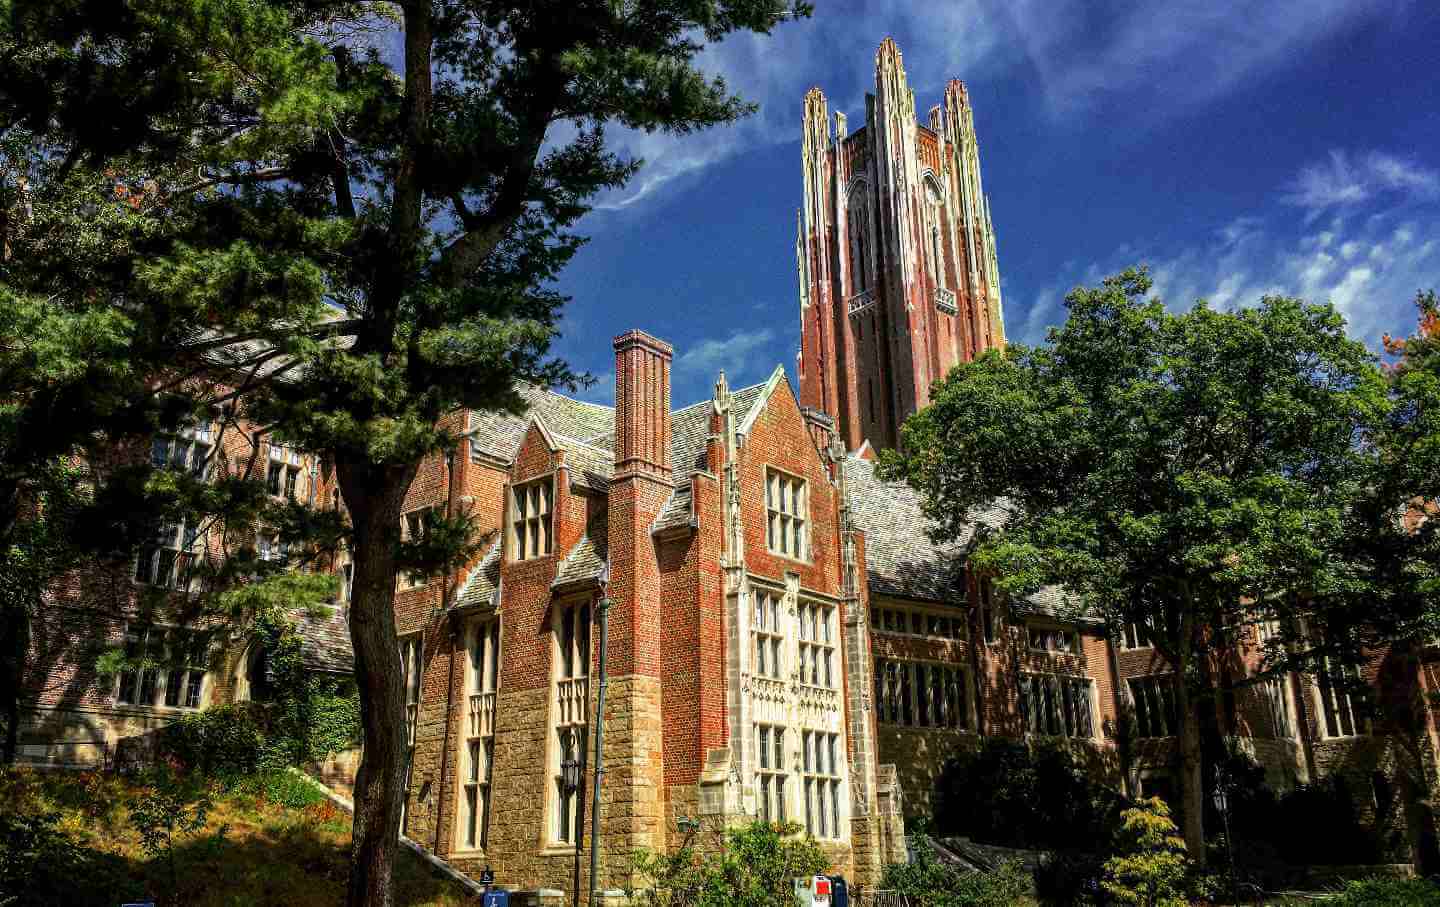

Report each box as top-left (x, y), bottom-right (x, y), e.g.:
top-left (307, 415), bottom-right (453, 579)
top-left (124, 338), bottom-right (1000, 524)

top-left (2, 2), bottom-right (811, 902)
top-left (881, 268), bottom-right (1392, 856)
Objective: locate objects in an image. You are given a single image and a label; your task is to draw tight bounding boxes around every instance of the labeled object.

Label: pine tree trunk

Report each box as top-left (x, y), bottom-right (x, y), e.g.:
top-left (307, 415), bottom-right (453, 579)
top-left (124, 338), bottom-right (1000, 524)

top-left (340, 468), bottom-right (415, 907)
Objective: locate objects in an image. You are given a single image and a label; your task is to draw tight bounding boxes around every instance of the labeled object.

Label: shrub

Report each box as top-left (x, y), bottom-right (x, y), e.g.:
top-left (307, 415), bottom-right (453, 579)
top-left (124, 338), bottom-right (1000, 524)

top-left (128, 767), bottom-right (214, 904)
top-left (630, 821), bottom-right (829, 907)
top-left (0, 808), bottom-right (82, 905)
top-left (160, 703), bottom-right (270, 778)
top-left (1100, 798), bottom-right (1193, 907)
top-left (235, 770), bottom-right (329, 811)
top-left (933, 737), bottom-right (1128, 849)
top-left (882, 841), bottom-right (1030, 907)
top-left (1330, 877), bottom-right (1440, 905)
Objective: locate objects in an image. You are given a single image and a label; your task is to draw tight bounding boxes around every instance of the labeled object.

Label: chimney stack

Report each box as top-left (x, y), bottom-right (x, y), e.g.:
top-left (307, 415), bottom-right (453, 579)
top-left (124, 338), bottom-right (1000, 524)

top-left (613, 330), bottom-right (673, 480)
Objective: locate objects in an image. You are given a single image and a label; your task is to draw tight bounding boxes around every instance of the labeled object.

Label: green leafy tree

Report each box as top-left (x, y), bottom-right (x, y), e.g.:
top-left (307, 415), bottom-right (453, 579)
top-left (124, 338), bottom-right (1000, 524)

top-left (630, 820), bottom-right (829, 907)
top-left (128, 767), bottom-right (215, 906)
top-left (882, 268), bottom-right (1388, 858)
top-left (1100, 798), bottom-right (1192, 907)
top-left (881, 841), bottom-right (1029, 907)
top-left (2, 2), bottom-right (811, 902)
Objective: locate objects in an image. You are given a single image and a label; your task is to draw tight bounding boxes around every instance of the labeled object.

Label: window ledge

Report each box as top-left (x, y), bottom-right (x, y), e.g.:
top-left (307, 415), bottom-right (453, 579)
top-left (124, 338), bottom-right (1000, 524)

top-left (764, 549), bottom-right (812, 567)
top-left (539, 844), bottom-right (580, 857)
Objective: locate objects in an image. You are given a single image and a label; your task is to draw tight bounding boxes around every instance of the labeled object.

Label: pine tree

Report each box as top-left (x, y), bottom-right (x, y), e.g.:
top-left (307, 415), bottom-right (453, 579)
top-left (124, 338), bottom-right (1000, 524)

top-left (2, 2), bottom-right (810, 902)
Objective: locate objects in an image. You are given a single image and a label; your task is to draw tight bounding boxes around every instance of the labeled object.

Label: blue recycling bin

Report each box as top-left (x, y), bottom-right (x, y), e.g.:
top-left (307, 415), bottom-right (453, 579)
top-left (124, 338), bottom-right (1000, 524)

top-left (825, 875), bottom-right (848, 907)
top-left (482, 890), bottom-right (509, 907)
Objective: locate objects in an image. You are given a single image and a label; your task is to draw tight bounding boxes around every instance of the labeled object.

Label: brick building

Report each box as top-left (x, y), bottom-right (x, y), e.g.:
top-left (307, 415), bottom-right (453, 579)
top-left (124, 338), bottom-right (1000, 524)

top-left (17, 33), bottom-right (1440, 899)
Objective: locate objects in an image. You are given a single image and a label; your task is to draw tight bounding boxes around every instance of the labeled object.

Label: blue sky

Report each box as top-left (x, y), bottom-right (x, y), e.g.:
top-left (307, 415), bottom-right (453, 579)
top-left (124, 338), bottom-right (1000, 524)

top-left (547, 0), bottom-right (1440, 407)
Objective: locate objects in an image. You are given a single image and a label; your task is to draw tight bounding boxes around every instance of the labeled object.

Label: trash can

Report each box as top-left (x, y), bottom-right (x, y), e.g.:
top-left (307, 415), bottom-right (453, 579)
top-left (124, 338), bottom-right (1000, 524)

top-left (825, 875), bottom-right (849, 907)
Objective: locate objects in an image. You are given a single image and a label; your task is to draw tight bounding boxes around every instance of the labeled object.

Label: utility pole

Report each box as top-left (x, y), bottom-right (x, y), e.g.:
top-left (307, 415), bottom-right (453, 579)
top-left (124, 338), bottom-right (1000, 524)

top-left (588, 565), bottom-right (612, 907)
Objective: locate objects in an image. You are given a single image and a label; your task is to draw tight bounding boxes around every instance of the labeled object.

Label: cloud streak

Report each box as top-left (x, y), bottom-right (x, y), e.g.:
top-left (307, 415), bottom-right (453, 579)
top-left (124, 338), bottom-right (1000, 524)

top-left (1014, 151), bottom-right (1440, 350)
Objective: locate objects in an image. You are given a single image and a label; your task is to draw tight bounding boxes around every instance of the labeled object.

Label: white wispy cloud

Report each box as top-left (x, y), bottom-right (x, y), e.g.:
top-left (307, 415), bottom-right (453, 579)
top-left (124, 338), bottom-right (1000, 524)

top-left (1281, 150), bottom-right (1440, 220)
top-left (674, 327), bottom-right (779, 388)
top-left (581, 0), bottom-right (1410, 211)
top-left (1016, 188), bottom-right (1440, 350)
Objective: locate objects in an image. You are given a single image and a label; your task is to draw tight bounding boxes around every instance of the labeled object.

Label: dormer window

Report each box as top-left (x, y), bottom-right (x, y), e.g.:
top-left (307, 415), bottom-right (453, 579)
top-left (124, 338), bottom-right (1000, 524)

top-left (510, 478), bottom-right (553, 561)
top-left (765, 469), bottom-right (807, 561)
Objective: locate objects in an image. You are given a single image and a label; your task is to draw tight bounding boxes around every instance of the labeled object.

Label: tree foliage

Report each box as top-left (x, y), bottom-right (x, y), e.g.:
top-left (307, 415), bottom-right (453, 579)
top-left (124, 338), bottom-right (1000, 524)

top-left (882, 267), bottom-right (1390, 857)
top-left (629, 820), bottom-right (830, 907)
top-left (2, 2), bottom-right (811, 902)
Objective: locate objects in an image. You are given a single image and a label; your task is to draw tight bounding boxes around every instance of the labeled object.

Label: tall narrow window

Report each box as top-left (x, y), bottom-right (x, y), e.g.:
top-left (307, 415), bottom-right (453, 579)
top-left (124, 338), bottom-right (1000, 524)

top-left (1123, 621), bottom-right (1152, 650)
top-left (923, 178), bottom-right (945, 285)
top-left (265, 443), bottom-right (305, 500)
top-left (115, 627), bottom-right (209, 709)
top-left (765, 469), bottom-right (807, 560)
top-left (1318, 657), bottom-right (1367, 738)
top-left (1019, 673), bottom-right (1094, 739)
top-left (1263, 677), bottom-right (1293, 739)
top-left (1128, 675), bottom-right (1179, 738)
top-left (847, 188), bottom-right (870, 294)
top-left (752, 590), bottom-right (784, 679)
top-left (135, 516), bottom-right (201, 590)
top-left (511, 478), bottom-right (553, 561)
top-left (551, 602), bottom-right (590, 846)
top-left (756, 724), bottom-right (787, 824)
top-left (399, 505), bottom-right (442, 588)
top-left (802, 730), bottom-right (842, 839)
top-left (400, 635), bottom-right (422, 746)
top-left (459, 619), bottom-right (500, 850)
top-left (797, 602), bottom-right (836, 689)
top-left (151, 422), bottom-right (213, 479)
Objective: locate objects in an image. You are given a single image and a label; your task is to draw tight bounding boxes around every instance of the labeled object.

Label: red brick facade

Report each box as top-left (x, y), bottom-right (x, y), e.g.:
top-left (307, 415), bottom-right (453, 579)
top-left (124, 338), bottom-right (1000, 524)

top-left (798, 38), bottom-right (1006, 451)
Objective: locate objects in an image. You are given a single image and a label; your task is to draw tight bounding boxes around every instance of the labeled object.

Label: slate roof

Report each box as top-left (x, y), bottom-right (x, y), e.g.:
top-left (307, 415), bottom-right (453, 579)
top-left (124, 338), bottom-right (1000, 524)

top-left (468, 383), bottom-right (615, 462)
top-left (453, 538), bottom-right (503, 611)
top-left (554, 434), bottom-right (613, 493)
top-left (842, 456), bottom-right (994, 603)
top-left (652, 380), bottom-right (769, 533)
top-left (553, 512), bottom-right (608, 591)
top-left (294, 605), bottom-right (354, 674)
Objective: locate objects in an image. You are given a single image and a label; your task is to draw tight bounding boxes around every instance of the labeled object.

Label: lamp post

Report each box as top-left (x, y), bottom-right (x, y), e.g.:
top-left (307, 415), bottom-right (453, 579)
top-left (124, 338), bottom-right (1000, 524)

top-left (1212, 775), bottom-right (1239, 905)
top-left (562, 749), bottom-right (583, 907)
top-left (588, 564), bottom-right (612, 907)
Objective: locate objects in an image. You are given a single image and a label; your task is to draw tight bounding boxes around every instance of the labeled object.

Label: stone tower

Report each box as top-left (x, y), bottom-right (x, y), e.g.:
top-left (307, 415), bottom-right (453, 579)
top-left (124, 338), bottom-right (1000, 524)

top-left (797, 37), bottom-right (1007, 451)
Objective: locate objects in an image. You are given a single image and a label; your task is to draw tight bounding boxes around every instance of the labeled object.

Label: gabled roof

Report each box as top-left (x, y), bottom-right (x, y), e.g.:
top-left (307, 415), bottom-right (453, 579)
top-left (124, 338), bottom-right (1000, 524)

top-left (468, 383), bottom-right (615, 463)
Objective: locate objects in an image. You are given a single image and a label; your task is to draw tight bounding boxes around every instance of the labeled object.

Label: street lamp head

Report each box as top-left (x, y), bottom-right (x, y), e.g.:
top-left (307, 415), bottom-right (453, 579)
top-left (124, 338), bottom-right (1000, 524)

top-left (1211, 785), bottom-right (1228, 813)
top-left (562, 755), bottom-right (581, 795)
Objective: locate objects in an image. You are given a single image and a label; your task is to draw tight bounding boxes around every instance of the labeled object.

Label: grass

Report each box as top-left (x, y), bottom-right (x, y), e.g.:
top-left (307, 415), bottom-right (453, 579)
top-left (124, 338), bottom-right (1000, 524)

top-left (1, 765), bottom-right (473, 907)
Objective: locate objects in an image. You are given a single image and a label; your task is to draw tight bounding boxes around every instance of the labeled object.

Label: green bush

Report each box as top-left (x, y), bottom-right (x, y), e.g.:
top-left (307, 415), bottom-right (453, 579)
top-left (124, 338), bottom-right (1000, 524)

top-left (933, 737), bottom-right (1128, 850)
top-left (1034, 850), bottom-right (1110, 906)
top-left (234, 770), bottom-right (329, 811)
top-left (882, 841), bottom-right (1030, 907)
top-left (1331, 877), bottom-right (1440, 905)
top-left (1100, 798), bottom-right (1193, 907)
top-left (160, 703), bottom-right (271, 778)
top-left (630, 821), bottom-right (830, 907)
top-left (0, 808), bottom-right (82, 905)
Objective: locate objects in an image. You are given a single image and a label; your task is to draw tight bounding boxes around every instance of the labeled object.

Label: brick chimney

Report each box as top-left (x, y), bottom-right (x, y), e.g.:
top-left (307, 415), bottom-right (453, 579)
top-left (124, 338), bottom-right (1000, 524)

top-left (613, 330), bottom-right (673, 480)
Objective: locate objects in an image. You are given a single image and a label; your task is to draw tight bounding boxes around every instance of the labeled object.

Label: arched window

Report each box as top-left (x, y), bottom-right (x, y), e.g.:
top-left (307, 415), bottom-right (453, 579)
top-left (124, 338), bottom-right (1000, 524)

top-left (846, 184), bottom-right (871, 295)
top-left (923, 177), bottom-right (945, 286)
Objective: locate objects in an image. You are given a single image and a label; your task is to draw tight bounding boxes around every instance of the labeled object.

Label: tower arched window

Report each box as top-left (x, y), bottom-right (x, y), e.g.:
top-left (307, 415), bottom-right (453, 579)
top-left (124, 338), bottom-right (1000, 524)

top-left (923, 177), bottom-right (945, 286)
top-left (846, 185), bottom-right (871, 295)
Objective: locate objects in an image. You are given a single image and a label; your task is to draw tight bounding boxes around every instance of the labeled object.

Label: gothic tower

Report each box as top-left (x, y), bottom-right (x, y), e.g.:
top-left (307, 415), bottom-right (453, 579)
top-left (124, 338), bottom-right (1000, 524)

top-left (797, 37), bottom-right (1007, 451)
